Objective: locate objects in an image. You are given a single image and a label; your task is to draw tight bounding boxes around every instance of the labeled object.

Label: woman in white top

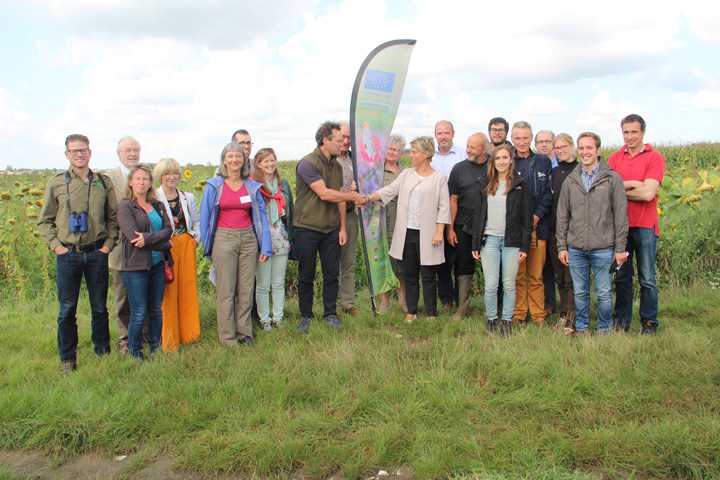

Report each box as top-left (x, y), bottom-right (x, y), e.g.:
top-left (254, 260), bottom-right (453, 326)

top-left (359, 136), bottom-right (451, 322)
top-left (154, 158), bottom-right (201, 352)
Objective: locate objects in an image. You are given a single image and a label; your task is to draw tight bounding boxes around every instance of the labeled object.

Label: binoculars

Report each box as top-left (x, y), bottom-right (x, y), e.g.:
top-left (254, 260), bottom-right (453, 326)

top-left (69, 211), bottom-right (88, 233)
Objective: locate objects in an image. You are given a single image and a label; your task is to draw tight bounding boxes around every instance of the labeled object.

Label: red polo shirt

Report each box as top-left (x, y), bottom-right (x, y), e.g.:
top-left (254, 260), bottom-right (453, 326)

top-left (608, 144), bottom-right (665, 236)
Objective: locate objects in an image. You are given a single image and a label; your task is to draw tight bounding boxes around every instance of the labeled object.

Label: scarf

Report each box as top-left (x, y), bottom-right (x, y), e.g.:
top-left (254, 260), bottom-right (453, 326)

top-left (259, 177), bottom-right (285, 225)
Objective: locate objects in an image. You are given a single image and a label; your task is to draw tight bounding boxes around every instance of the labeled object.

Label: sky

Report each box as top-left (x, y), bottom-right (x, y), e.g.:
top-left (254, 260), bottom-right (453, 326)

top-left (1, 0), bottom-right (719, 170)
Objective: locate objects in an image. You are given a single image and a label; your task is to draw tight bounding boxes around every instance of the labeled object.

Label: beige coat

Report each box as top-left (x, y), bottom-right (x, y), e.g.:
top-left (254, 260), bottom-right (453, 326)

top-left (377, 168), bottom-right (451, 266)
top-left (105, 166), bottom-right (127, 271)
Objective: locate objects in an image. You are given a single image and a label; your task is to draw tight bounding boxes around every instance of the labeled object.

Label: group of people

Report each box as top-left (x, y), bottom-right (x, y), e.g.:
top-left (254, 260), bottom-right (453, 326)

top-left (38, 113), bottom-right (664, 375)
top-left (354, 114), bottom-right (662, 339)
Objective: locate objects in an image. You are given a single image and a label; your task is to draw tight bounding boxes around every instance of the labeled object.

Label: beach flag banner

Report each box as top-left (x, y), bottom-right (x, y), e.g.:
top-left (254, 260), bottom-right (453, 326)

top-left (350, 39), bottom-right (416, 312)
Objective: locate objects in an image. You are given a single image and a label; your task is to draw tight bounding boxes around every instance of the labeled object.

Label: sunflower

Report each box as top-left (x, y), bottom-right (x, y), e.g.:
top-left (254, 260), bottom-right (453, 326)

top-left (184, 170), bottom-right (192, 179)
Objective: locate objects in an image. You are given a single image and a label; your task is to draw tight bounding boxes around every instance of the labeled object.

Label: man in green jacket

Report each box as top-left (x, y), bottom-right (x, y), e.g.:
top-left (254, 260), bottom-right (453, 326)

top-left (294, 121), bottom-right (363, 333)
top-left (38, 134), bottom-right (118, 375)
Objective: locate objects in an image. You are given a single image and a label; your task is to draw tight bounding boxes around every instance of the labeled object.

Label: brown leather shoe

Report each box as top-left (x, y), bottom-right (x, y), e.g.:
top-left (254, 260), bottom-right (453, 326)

top-left (440, 303), bottom-right (453, 312)
top-left (344, 306), bottom-right (358, 316)
top-left (512, 316), bottom-right (526, 325)
top-left (544, 307), bottom-right (557, 317)
top-left (119, 343), bottom-right (130, 355)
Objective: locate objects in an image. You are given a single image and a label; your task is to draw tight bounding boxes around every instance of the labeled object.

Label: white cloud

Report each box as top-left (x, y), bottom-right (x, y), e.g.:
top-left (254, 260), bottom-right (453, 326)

top-left (690, 90), bottom-right (720, 110)
top-left (683, 4), bottom-right (720, 44)
top-left (511, 95), bottom-right (568, 120)
top-left (576, 90), bottom-right (643, 131)
top-left (0, 88), bottom-right (31, 134)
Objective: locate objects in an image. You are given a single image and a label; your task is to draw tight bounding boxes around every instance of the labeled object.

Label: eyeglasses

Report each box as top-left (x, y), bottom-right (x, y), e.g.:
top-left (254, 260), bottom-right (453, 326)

top-left (256, 147), bottom-right (275, 155)
top-left (386, 147), bottom-right (401, 153)
top-left (162, 172), bottom-right (180, 178)
top-left (490, 128), bottom-right (506, 134)
top-left (554, 144), bottom-right (572, 152)
top-left (120, 148), bottom-right (140, 154)
top-left (236, 141), bottom-right (253, 147)
top-left (66, 148), bottom-right (89, 155)
top-left (536, 140), bottom-right (553, 145)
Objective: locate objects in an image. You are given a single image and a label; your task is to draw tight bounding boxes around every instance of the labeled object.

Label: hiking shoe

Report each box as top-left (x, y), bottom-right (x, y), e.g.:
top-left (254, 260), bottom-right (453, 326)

top-left (512, 316), bottom-right (526, 325)
top-left (240, 336), bottom-right (255, 346)
top-left (119, 343), bottom-right (130, 355)
top-left (487, 319), bottom-right (498, 335)
top-left (261, 322), bottom-right (272, 333)
top-left (297, 317), bottom-right (313, 334)
top-left (500, 320), bottom-right (512, 338)
top-left (440, 303), bottom-right (453, 313)
top-left (271, 320), bottom-right (283, 329)
top-left (61, 360), bottom-right (77, 376)
top-left (323, 315), bottom-right (343, 329)
top-left (641, 322), bottom-right (658, 336)
top-left (343, 306), bottom-right (357, 316)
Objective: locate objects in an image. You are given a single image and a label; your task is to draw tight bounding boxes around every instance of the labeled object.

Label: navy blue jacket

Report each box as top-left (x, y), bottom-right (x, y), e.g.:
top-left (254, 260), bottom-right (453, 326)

top-left (513, 151), bottom-right (553, 240)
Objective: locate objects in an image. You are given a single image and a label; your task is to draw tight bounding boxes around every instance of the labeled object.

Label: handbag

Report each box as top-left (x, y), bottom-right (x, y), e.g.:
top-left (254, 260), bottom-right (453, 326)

top-left (163, 250), bottom-right (175, 284)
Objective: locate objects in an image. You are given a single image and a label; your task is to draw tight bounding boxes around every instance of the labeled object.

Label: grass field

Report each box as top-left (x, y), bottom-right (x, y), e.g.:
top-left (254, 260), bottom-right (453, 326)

top-left (1, 283), bottom-right (719, 479)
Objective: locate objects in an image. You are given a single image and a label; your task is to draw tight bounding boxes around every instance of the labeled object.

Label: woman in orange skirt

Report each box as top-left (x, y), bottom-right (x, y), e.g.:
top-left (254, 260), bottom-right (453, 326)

top-left (155, 158), bottom-right (201, 351)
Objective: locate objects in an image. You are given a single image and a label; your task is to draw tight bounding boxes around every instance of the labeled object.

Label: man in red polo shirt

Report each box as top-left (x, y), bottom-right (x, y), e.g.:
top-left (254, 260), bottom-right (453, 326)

top-left (607, 114), bottom-right (665, 335)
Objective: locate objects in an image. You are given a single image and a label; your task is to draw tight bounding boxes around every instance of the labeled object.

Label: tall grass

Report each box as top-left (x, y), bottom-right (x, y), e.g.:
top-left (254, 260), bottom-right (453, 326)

top-left (1, 285), bottom-right (720, 479)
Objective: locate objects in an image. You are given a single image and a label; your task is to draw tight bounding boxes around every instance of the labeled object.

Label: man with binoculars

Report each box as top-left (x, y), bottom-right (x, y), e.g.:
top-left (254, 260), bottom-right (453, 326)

top-left (38, 134), bottom-right (119, 376)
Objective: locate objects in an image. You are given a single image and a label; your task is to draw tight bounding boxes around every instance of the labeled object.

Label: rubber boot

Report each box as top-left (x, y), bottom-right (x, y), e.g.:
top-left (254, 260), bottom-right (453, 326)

top-left (487, 318), bottom-right (497, 335)
top-left (500, 320), bottom-right (512, 338)
top-left (449, 275), bottom-right (473, 321)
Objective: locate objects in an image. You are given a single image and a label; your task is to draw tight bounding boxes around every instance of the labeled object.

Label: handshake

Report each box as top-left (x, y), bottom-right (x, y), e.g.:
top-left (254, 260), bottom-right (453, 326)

top-left (353, 192), bottom-right (370, 206)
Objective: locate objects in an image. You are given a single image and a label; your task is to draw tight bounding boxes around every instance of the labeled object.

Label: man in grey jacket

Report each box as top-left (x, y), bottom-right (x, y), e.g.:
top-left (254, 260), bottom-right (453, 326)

top-left (556, 132), bottom-right (628, 336)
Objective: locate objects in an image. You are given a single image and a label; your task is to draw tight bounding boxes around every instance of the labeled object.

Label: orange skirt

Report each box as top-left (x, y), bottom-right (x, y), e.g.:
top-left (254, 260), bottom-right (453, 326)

top-left (162, 232), bottom-right (201, 352)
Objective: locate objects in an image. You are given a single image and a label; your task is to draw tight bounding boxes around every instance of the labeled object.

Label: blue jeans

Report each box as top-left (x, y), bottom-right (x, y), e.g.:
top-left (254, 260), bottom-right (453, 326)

top-left (613, 227), bottom-right (659, 327)
top-left (568, 247), bottom-right (614, 333)
top-left (480, 236), bottom-right (520, 321)
top-left (123, 262), bottom-right (166, 359)
top-left (56, 250), bottom-right (111, 362)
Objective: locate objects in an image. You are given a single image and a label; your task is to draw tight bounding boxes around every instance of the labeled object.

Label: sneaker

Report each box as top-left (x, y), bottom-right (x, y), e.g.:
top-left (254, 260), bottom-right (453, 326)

top-left (427, 316), bottom-right (436, 322)
top-left (641, 322), bottom-right (657, 336)
top-left (271, 320), bottom-right (283, 329)
top-left (440, 303), bottom-right (453, 313)
top-left (240, 336), bottom-right (255, 346)
top-left (323, 315), bottom-right (344, 329)
top-left (261, 322), bottom-right (273, 333)
top-left (119, 343), bottom-right (130, 355)
top-left (297, 317), bottom-right (312, 334)
top-left (405, 314), bottom-right (416, 323)
top-left (61, 360), bottom-right (77, 376)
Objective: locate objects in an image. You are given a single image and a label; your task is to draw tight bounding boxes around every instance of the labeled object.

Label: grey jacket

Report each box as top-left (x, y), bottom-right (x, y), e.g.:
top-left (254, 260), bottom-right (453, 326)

top-left (556, 160), bottom-right (628, 253)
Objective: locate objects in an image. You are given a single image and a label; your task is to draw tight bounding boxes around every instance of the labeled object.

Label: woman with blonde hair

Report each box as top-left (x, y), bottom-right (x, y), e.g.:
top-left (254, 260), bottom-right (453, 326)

top-left (116, 164), bottom-right (174, 359)
top-left (252, 147), bottom-right (294, 331)
top-left (154, 158), bottom-right (201, 351)
top-left (359, 136), bottom-right (451, 322)
top-left (199, 143), bottom-right (271, 346)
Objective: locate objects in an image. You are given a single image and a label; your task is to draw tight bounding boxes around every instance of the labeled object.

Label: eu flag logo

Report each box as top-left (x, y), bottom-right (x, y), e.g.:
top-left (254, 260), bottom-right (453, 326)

top-left (364, 69), bottom-right (395, 93)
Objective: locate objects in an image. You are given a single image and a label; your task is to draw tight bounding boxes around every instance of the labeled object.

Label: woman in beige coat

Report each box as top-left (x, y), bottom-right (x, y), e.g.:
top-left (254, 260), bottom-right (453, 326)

top-left (360, 136), bottom-right (451, 322)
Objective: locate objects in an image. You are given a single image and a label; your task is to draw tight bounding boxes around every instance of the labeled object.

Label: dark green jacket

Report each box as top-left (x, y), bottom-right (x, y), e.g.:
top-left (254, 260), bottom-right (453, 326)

top-left (294, 147), bottom-right (343, 233)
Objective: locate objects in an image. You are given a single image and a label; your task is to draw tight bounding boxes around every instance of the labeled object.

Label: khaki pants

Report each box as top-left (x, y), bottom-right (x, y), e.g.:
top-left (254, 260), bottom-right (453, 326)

top-left (339, 207), bottom-right (359, 309)
top-left (162, 232), bottom-right (201, 352)
top-left (112, 268), bottom-right (131, 345)
top-left (213, 227), bottom-right (258, 346)
top-left (514, 230), bottom-right (546, 323)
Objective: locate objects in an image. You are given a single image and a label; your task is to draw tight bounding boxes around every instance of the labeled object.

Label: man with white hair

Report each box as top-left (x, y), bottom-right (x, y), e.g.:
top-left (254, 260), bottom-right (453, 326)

top-left (106, 136), bottom-right (143, 354)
